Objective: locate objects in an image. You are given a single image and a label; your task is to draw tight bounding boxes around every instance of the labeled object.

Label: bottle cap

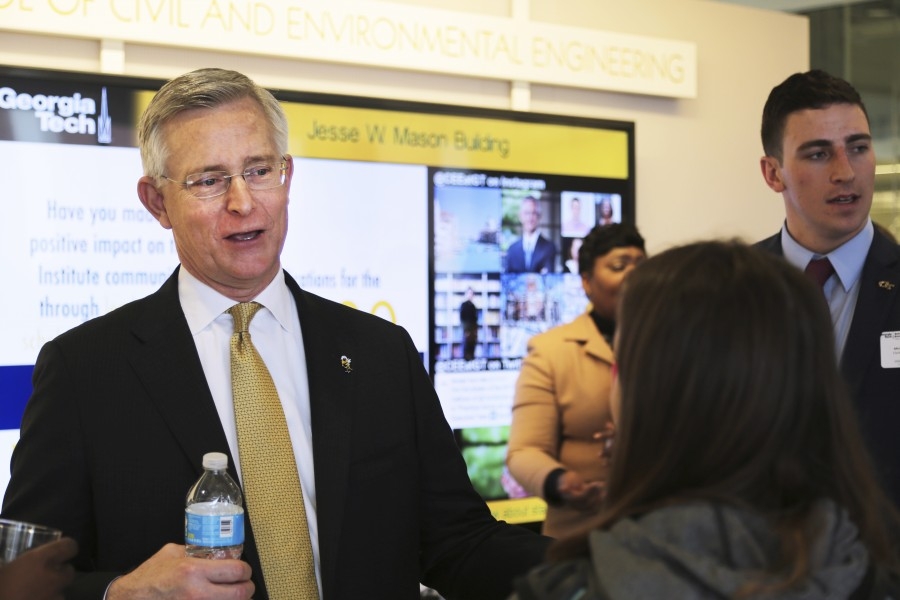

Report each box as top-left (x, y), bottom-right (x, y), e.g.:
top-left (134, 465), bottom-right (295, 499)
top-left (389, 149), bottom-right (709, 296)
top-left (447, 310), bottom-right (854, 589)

top-left (202, 452), bottom-right (229, 470)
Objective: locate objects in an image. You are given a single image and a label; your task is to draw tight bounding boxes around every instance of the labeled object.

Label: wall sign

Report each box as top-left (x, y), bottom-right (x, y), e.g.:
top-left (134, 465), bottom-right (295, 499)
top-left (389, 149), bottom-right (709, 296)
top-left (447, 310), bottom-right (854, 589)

top-left (0, 0), bottom-right (697, 99)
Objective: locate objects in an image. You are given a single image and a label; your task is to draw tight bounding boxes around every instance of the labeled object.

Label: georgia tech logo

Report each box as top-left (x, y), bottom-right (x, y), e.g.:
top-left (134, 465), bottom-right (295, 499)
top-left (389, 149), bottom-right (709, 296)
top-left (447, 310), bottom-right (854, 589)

top-left (0, 85), bottom-right (112, 144)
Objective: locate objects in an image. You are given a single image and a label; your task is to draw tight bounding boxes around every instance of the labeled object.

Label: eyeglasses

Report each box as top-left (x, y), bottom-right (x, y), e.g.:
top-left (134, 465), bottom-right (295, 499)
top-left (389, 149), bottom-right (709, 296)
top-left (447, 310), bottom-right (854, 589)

top-left (162, 157), bottom-right (288, 199)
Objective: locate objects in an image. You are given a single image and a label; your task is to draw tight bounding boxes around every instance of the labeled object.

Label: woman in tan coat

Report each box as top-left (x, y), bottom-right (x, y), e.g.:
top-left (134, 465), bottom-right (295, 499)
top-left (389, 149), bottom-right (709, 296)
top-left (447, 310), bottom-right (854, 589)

top-left (506, 223), bottom-right (645, 538)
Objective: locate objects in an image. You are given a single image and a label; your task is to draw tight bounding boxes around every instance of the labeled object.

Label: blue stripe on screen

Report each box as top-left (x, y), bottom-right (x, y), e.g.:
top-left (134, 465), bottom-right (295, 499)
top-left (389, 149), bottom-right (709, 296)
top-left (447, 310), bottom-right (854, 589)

top-left (0, 365), bottom-right (32, 430)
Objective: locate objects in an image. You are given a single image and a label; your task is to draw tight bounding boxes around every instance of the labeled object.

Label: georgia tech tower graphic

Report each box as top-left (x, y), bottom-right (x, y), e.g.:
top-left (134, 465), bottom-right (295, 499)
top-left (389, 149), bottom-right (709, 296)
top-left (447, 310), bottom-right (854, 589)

top-left (0, 85), bottom-right (112, 145)
top-left (98, 88), bottom-right (112, 144)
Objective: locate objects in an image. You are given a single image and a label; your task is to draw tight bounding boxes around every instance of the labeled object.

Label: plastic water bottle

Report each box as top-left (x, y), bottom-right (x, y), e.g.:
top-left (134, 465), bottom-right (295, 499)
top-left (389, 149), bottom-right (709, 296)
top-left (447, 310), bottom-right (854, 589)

top-left (185, 452), bottom-right (244, 559)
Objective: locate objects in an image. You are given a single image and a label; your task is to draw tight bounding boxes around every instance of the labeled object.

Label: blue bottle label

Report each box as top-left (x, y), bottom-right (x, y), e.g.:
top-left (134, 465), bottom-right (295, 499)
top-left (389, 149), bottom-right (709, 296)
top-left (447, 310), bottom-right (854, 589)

top-left (185, 509), bottom-right (245, 547)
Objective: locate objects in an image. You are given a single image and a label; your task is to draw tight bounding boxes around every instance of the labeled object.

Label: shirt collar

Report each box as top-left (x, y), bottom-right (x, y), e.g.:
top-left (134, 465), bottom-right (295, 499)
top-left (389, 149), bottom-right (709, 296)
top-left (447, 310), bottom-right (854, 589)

top-left (178, 267), bottom-right (295, 334)
top-left (523, 231), bottom-right (540, 246)
top-left (780, 219), bottom-right (873, 292)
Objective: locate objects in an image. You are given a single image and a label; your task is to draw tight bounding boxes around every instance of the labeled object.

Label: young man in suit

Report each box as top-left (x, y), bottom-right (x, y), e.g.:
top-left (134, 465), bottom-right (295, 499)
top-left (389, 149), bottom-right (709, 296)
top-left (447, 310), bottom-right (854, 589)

top-left (2, 68), bottom-right (549, 600)
top-left (757, 69), bottom-right (900, 505)
top-left (506, 196), bottom-right (557, 274)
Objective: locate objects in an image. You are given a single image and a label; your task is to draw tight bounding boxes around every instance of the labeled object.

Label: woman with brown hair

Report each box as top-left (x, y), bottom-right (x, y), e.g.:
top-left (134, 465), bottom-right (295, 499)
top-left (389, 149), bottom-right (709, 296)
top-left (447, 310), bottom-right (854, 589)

top-left (512, 240), bottom-right (900, 599)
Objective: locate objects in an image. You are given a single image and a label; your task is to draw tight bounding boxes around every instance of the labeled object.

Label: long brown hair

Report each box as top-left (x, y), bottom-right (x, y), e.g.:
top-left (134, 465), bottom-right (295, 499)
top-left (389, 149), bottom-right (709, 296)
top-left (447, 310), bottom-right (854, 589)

top-left (549, 241), bottom-right (898, 588)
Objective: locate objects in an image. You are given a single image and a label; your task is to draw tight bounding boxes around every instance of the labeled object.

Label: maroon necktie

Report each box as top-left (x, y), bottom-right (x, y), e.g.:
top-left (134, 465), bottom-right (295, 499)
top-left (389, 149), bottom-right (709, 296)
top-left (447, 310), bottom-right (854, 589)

top-left (805, 257), bottom-right (834, 289)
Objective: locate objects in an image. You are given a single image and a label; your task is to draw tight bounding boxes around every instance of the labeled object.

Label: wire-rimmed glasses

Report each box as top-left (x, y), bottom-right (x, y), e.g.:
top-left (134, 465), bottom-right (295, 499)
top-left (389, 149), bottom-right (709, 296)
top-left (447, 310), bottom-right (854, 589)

top-left (162, 157), bottom-right (288, 199)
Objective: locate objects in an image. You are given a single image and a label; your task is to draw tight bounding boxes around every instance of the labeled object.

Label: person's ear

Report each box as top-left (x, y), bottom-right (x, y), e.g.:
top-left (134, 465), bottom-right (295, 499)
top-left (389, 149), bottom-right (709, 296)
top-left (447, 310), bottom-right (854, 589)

top-left (581, 273), bottom-right (592, 297)
top-left (760, 155), bottom-right (786, 193)
top-left (282, 154), bottom-right (295, 200)
top-left (137, 176), bottom-right (173, 230)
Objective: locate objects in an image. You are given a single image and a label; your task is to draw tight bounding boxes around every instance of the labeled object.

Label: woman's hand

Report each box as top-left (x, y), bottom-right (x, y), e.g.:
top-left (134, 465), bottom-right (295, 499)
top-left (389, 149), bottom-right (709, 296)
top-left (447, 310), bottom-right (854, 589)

top-left (594, 421), bottom-right (616, 465)
top-left (557, 471), bottom-right (604, 511)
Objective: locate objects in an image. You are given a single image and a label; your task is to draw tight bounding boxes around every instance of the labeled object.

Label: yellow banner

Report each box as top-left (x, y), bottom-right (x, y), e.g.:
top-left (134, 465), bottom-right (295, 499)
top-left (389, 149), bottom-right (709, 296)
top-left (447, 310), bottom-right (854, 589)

top-left (136, 91), bottom-right (629, 179)
top-left (487, 497), bottom-right (547, 525)
top-left (285, 102), bottom-right (628, 178)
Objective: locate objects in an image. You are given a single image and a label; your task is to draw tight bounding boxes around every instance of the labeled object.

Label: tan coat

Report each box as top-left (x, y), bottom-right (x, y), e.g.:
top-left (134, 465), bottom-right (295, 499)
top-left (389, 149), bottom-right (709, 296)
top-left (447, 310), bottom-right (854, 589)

top-left (506, 311), bottom-right (614, 538)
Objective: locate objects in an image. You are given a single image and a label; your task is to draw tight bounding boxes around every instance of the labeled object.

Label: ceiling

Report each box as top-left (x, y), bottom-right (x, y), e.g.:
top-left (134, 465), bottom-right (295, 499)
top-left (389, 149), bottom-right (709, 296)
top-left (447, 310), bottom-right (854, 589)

top-left (713, 0), bottom-right (869, 11)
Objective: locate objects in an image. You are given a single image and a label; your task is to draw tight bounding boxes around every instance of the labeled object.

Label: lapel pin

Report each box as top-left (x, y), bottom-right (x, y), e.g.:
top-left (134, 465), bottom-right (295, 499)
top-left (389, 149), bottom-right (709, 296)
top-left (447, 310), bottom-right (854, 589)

top-left (341, 355), bottom-right (352, 373)
top-left (879, 281), bottom-right (896, 290)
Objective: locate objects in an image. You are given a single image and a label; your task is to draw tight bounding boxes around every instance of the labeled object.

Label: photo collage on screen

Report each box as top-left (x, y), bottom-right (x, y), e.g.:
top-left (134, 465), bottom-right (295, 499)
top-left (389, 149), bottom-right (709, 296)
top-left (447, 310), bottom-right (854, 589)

top-left (433, 169), bottom-right (625, 364)
top-left (0, 65), bottom-right (634, 514)
top-left (430, 167), bottom-right (628, 502)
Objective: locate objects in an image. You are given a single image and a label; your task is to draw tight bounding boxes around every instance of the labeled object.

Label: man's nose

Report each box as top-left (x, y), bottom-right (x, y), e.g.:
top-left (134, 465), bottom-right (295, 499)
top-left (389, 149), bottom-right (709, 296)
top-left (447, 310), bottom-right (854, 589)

top-left (830, 149), bottom-right (856, 183)
top-left (224, 176), bottom-right (255, 215)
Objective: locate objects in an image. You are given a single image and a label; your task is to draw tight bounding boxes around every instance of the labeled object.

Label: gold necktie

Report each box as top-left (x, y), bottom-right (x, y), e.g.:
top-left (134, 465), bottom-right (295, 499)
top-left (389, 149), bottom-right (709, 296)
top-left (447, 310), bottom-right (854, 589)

top-left (229, 302), bottom-right (318, 600)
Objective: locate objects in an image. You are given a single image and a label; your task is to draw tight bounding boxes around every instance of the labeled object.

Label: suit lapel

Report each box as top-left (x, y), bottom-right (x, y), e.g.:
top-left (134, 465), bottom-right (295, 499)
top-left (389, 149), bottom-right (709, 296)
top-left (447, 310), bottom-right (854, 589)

top-left (567, 313), bottom-right (614, 364)
top-left (286, 273), bottom-right (354, 597)
top-left (841, 232), bottom-right (900, 394)
top-left (756, 232), bottom-right (783, 256)
top-left (760, 230), bottom-right (900, 396)
top-left (126, 270), bottom-right (270, 593)
top-left (128, 269), bottom-right (230, 467)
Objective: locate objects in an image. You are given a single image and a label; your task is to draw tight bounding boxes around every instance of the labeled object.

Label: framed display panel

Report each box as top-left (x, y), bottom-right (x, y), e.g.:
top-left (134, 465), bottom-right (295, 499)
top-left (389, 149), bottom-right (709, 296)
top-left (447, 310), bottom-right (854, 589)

top-left (0, 66), bottom-right (635, 523)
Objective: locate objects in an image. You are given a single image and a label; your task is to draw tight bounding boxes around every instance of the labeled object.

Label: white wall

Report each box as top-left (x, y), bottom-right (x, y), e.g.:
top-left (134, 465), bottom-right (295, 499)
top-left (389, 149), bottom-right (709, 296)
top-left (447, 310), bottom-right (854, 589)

top-left (0, 0), bottom-right (808, 254)
top-left (525, 0), bottom-right (810, 252)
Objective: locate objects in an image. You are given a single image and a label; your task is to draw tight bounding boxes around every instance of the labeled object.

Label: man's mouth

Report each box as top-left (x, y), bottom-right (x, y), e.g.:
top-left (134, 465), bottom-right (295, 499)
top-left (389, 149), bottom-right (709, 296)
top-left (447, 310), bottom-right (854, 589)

top-left (828, 194), bottom-right (858, 204)
top-left (228, 230), bottom-right (262, 241)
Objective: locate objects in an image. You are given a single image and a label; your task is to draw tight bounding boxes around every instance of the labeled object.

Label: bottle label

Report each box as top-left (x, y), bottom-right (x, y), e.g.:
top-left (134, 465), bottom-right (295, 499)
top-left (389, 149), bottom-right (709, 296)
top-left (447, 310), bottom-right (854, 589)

top-left (185, 510), bottom-right (245, 547)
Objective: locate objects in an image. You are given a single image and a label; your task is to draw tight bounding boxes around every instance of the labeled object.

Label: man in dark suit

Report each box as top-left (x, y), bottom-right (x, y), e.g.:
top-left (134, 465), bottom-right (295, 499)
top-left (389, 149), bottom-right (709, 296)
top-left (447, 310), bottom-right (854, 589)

top-left (506, 196), bottom-right (557, 274)
top-left (460, 287), bottom-right (478, 360)
top-left (1, 68), bottom-right (549, 600)
top-left (756, 70), bottom-right (900, 504)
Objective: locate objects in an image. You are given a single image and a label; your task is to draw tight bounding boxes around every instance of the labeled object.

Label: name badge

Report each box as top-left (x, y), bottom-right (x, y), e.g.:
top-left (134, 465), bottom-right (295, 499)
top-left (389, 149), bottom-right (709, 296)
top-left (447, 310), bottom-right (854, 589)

top-left (880, 331), bottom-right (900, 368)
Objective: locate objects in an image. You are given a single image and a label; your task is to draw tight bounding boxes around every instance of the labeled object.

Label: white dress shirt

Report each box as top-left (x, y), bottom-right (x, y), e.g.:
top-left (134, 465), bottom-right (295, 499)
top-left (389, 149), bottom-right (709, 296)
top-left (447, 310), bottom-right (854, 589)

top-left (522, 231), bottom-right (539, 268)
top-left (178, 267), bottom-right (322, 590)
top-left (780, 220), bottom-right (873, 361)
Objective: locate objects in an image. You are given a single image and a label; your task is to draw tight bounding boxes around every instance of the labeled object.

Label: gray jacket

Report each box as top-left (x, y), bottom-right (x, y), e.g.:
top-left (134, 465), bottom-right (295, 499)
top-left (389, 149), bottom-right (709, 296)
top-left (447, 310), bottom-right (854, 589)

top-left (511, 500), bottom-right (885, 599)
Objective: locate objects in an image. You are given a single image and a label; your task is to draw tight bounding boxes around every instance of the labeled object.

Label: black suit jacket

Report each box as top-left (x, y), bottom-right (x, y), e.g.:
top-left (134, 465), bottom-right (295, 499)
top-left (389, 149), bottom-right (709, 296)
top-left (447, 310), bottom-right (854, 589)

top-left (506, 235), bottom-right (557, 273)
top-left (2, 268), bottom-right (549, 599)
top-left (757, 231), bottom-right (900, 503)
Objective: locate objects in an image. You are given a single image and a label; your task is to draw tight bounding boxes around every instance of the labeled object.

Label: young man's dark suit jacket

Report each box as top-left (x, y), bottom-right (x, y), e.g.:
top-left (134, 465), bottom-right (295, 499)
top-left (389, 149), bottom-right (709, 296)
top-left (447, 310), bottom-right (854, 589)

top-left (757, 230), bottom-right (900, 504)
top-left (506, 235), bottom-right (557, 273)
top-left (2, 267), bottom-right (550, 600)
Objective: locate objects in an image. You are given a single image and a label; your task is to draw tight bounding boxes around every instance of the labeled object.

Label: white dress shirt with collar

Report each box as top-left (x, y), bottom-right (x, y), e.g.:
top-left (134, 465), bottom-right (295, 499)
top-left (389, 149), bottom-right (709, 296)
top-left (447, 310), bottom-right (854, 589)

top-left (177, 266), bottom-right (322, 587)
top-left (780, 219), bottom-right (873, 361)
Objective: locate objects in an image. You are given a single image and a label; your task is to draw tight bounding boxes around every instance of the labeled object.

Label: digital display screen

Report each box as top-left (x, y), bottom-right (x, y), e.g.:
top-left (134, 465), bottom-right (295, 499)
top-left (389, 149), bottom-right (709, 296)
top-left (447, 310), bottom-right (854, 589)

top-left (0, 66), bottom-right (634, 522)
